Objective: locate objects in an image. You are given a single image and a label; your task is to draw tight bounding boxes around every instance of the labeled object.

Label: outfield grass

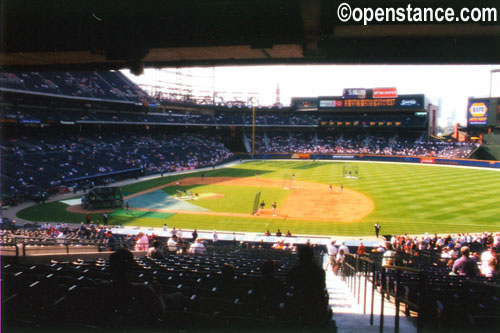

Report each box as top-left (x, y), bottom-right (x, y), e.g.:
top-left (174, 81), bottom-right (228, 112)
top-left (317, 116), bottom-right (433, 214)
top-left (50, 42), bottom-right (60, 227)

top-left (16, 161), bottom-right (500, 236)
top-left (16, 202), bottom-right (105, 224)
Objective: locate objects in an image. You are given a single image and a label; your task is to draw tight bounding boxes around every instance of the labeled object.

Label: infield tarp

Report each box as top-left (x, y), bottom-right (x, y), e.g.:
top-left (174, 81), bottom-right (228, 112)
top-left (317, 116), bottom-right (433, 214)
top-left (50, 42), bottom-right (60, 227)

top-left (126, 190), bottom-right (209, 212)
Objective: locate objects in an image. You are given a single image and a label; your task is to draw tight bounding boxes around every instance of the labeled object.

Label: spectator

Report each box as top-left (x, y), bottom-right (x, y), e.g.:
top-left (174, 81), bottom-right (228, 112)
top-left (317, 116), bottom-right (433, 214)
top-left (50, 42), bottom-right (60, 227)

top-left (167, 235), bottom-right (179, 252)
top-left (452, 246), bottom-right (479, 277)
top-left (188, 238), bottom-right (206, 255)
top-left (286, 246), bottom-right (328, 322)
top-left (480, 246), bottom-right (497, 277)
top-left (357, 241), bottom-right (366, 256)
top-left (106, 231), bottom-right (118, 251)
top-left (327, 240), bottom-right (338, 272)
top-left (217, 264), bottom-right (238, 299)
top-left (147, 240), bottom-right (165, 259)
top-left (335, 249), bottom-right (345, 274)
top-left (253, 260), bottom-right (284, 317)
top-left (135, 232), bottom-right (149, 251)
top-left (338, 241), bottom-right (349, 254)
top-left (91, 249), bottom-right (165, 327)
top-left (382, 242), bottom-right (396, 266)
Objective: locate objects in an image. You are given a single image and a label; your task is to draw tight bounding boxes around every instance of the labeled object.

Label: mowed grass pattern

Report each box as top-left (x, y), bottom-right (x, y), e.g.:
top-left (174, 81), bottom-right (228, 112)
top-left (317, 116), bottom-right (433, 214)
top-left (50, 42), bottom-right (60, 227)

top-left (17, 161), bottom-right (500, 236)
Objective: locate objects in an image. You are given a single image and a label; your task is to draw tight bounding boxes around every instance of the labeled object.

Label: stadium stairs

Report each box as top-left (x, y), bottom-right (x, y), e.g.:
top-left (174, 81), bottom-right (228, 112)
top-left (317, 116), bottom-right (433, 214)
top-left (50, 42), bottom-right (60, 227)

top-left (242, 133), bottom-right (252, 153)
top-left (322, 257), bottom-right (417, 333)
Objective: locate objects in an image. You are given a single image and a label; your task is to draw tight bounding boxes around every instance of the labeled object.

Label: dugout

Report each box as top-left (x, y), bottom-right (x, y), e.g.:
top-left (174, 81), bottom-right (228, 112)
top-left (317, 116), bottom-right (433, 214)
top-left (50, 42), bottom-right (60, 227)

top-left (81, 186), bottom-right (123, 210)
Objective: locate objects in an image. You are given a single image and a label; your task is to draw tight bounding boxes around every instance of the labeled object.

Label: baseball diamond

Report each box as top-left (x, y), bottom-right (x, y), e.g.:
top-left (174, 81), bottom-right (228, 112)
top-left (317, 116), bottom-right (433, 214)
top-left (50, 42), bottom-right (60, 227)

top-left (17, 160), bottom-right (500, 236)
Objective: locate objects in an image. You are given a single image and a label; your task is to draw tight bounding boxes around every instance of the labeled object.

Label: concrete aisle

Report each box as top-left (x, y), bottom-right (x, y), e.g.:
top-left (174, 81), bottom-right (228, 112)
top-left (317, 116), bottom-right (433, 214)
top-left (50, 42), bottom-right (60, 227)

top-left (325, 260), bottom-right (417, 333)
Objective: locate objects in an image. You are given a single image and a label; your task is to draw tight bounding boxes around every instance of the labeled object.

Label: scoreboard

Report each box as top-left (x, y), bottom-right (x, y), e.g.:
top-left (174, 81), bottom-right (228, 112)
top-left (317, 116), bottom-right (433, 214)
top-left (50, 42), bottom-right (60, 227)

top-left (305, 94), bottom-right (426, 111)
top-left (291, 92), bottom-right (434, 135)
top-left (292, 87), bottom-right (425, 111)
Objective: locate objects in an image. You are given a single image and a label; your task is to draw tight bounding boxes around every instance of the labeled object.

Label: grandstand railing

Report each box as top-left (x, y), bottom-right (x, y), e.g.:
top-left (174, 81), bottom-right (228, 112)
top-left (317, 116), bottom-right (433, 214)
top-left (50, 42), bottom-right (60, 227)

top-left (0, 236), bottom-right (133, 256)
top-left (342, 253), bottom-right (424, 333)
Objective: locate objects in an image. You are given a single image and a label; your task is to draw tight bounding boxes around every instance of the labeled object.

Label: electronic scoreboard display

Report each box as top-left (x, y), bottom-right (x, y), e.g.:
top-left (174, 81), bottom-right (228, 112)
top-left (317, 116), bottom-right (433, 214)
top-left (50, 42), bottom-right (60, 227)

top-left (291, 97), bottom-right (318, 110)
top-left (317, 94), bottom-right (425, 111)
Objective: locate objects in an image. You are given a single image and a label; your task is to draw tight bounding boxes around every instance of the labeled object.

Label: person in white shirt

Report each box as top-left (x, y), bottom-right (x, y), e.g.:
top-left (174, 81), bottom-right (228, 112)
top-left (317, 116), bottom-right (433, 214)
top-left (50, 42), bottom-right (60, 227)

top-left (480, 247), bottom-right (496, 276)
top-left (494, 233), bottom-right (500, 247)
top-left (189, 239), bottom-right (206, 255)
top-left (376, 244), bottom-right (386, 253)
top-left (441, 247), bottom-right (452, 260)
top-left (327, 240), bottom-right (338, 271)
top-left (335, 249), bottom-right (346, 274)
top-left (338, 241), bottom-right (349, 254)
top-left (167, 235), bottom-right (179, 252)
top-left (382, 243), bottom-right (396, 266)
top-left (436, 237), bottom-right (445, 248)
top-left (135, 232), bottom-right (149, 251)
top-left (212, 230), bottom-right (218, 243)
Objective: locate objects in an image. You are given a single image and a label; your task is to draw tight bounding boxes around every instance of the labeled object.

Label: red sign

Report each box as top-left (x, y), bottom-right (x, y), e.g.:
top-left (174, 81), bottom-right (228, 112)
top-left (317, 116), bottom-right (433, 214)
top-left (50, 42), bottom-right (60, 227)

top-left (420, 157), bottom-right (435, 164)
top-left (291, 153), bottom-right (310, 159)
top-left (373, 88), bottom-right (398, 99)
top-left (175, 166), bottom-right (195, 172)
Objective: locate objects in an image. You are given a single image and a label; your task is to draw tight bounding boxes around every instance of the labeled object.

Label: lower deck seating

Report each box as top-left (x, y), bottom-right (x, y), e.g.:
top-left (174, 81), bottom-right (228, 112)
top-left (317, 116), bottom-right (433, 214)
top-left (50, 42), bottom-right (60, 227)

top-left (1, 246), bottom-right (333, 331)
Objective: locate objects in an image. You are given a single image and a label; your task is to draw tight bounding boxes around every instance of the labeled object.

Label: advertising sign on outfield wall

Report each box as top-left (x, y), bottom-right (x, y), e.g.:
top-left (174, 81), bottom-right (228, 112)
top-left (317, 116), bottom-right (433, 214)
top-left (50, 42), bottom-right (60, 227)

top-left (420, 157), bottom-right (435, 164)
top-left (467, 99), bottom-right (489, 126)
top-left (175, 166), bottom-right (195, 172)
top-left (291, 153), bottom-right (310, 159)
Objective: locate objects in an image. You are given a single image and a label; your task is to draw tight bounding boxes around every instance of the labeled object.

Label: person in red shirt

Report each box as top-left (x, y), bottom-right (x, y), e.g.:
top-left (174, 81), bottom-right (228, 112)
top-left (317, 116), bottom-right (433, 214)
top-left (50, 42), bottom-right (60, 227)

top-left (357, 241), bottom-right (366, 256)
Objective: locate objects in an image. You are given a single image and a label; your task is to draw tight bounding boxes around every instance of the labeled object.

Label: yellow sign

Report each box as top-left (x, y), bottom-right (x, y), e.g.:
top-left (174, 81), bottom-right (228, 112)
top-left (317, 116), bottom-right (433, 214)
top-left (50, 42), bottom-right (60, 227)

top-left (469, 102), bottom-right (488, 117)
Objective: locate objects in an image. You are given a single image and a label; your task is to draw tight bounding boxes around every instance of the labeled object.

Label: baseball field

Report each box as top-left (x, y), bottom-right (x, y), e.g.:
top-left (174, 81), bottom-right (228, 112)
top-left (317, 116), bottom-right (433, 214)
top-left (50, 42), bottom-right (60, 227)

top-left (17, 160), bottom-right (500, 236)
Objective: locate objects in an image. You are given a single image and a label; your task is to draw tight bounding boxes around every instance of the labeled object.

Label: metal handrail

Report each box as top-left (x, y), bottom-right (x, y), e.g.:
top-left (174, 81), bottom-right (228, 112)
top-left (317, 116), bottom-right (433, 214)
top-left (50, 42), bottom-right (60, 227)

top-left (341, 253), bottom-right (424, 333)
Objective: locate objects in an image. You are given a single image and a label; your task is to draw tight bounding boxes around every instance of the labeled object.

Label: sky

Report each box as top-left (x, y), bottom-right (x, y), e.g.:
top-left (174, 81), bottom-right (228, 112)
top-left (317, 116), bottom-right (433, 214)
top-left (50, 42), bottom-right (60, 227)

top-left (123, 64), bottom-right (500, 127)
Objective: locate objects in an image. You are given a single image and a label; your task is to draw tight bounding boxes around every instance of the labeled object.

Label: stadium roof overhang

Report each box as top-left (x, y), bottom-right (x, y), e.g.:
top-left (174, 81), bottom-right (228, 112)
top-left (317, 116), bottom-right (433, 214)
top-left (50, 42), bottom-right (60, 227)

top-left (2, 0), bottom-right (500, 73)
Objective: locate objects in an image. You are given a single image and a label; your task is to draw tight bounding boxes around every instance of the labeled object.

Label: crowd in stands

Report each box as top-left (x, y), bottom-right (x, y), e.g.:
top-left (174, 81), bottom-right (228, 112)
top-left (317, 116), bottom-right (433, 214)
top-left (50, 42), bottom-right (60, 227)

top-left (2, 216), bottom-right (499, 330)
top-left (322, 231), bottom-right (500, 279)
top-left (255, 133), bottom-right (476, 158)
top-left (1, 131), bottom-right (233, 204)
top-left (2, 219), bottom-right (332, 331)
top-left (0, 71), bottom-right (153, 104)
top-left (1, 102), bottom-right (319, 128)
top-left (386, 231), bottom-right (500, 277)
